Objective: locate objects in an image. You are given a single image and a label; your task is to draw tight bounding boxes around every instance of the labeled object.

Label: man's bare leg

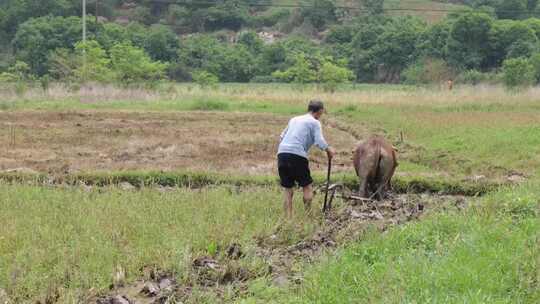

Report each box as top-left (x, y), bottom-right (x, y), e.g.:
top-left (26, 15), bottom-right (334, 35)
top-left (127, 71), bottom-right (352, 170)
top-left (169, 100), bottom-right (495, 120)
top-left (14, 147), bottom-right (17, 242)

top-left (303, 184), bottom-right (313, 214)
top-left (283, 188), bottom-right (294, 218)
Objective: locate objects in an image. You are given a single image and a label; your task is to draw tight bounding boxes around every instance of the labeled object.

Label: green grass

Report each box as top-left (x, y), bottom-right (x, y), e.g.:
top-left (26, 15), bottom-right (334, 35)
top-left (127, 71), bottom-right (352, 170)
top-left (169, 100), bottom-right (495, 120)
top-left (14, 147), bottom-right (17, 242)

top-left (0, 170), bottom-right (499, 195)
top-left (0, 184), bottom-right (318, 302)
top-left (243, 183), bottom-right (540, 303)
top-left (335, 101), bottom-right (540, 179)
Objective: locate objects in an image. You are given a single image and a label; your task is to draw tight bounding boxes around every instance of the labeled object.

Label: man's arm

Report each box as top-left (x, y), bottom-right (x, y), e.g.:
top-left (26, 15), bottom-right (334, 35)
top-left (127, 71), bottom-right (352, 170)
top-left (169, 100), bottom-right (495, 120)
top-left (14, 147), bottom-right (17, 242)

top-left (313, 121), bottom-right (335, 159)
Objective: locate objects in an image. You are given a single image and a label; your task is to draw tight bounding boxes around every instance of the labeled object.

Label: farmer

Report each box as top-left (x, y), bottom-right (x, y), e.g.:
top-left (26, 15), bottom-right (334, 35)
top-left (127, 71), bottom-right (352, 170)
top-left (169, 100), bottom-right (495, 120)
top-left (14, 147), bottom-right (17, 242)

top-left (277, 100), bottom-right (336, 218)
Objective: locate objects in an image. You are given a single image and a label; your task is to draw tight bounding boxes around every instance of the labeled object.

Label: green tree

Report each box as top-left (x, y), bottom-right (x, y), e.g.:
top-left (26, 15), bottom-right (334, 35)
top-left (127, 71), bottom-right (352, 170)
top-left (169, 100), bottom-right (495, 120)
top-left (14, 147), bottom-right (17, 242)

top-left (502, 57), bottom-right (535, 87)
top-left (96, 23), bottom-right (129, 50)
top-left (447, 12), bottom-right (494, 70)
top-left (12, 15), bottom-right (90, 75)
top-left (488, 20), bottom-right (538, 67)
top-left (109, 42), bottom-right (167, 84)
top-left (418, 21), bottom-right (451, 59)
top-left (359, 0), bottom-right (385, 15)
top-left (301, 0), bottom-right (337, 30)
top-left (0, 0), bottom-right (79, 39)
top-left (319, 61), bottom-right (355, 92)
top-left (259, 43), bottom-right (287, 75)
top-left (0, 61), bottom-right (32, 82)
top-left (272, 53), bottom-right (318, 83)
top-left (167, 4), bottom-right (190, 27)
top-left (523, 18), bottom-right (540, 38)
top-left (203, 0), bottom-right (250, 31)
top-left (325, 25), bottom-right (354, 44)
top-left (349, 17), bottom-right (390, 81)
top-left (125, 22), bottom-right (150, 50)
top-left (238, 31), bottom-right (263, 54)
top-left (529, 52), bottom-right (540, 82)
top-left (370, 17), bottom-right (425, 82)
top-left (178, 34), bottom-right (224, 76)
top-left (495, 0), bottom-right (528, 20)
top-left (192, 70), bottom-right (218, 87)
top-left (132, 6), bottom-right (156, 25)
top-left (144, 25), bottom-right (179, 62)
top-left (219, 45), bottom-right (257, 82)
top-left (74, 40), bottom-right (114, 83)
top-left (48, 48), bottom-right (78, 81)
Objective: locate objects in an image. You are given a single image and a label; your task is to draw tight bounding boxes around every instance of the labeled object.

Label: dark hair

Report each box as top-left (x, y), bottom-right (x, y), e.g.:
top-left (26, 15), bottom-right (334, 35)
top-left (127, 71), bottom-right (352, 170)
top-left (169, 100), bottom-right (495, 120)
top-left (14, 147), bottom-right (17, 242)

top-left (308, 100), bottom-right (324, 113)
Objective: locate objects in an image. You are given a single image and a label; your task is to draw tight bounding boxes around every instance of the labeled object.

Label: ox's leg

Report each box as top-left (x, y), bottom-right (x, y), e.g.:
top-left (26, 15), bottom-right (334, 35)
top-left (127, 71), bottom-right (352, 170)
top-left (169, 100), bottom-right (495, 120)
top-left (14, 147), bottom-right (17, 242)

top-left (358, 177), bottom-right (368, 198)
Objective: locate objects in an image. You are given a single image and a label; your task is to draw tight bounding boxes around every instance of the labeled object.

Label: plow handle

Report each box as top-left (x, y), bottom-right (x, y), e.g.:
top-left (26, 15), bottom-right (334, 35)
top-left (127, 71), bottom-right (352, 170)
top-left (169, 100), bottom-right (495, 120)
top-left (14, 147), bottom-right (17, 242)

top-left (322, 158), bottom-right (332, 212)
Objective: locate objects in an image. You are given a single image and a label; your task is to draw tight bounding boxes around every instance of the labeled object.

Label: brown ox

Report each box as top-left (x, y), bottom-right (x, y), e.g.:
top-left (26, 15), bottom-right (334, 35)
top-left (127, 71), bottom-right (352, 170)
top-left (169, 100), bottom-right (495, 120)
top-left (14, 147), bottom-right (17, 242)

top-left (353, 136), bottom-right (398, 199)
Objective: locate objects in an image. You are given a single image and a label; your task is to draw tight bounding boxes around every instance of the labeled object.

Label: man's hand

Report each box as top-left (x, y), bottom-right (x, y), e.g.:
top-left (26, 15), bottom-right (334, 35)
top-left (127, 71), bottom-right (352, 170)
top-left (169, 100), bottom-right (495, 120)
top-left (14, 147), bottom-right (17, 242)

top-left (326, 146), bottom-right (336, 160)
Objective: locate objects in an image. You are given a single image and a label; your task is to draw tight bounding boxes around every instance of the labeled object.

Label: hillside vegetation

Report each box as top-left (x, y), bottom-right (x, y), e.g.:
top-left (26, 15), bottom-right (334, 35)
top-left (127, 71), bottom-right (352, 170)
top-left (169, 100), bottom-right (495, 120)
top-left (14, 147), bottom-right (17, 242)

top-left (1, 0), bottom-right (540, 87)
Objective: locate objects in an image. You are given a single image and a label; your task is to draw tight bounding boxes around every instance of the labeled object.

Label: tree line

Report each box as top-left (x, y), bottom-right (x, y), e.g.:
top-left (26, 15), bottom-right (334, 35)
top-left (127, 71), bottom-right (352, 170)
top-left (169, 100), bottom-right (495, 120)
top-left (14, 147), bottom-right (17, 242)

top-left (1, 0), bottom-right (540, 88)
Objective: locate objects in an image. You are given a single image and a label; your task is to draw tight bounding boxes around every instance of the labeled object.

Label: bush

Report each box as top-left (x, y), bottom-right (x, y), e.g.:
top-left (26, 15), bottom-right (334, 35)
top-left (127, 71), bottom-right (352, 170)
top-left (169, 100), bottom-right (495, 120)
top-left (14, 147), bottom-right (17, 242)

top-left (401, 58), bottom-right (455, 85)
top-left (248, 9), bottom-right (290, 28)
top-left (300, 0), bottom-right (337, 31)
top-left (319, 61), bottom-right (355, 92)
top-left (250, 75), bottom-right (278, 83)
top-left (74, 41), bottom-right (114, 83)
top-left (272, 53), bottom-right (318, 83)
top-left (192, 70), bottom-right (219, 87)
top-left (166, 62), bottom-right (192, 82)
top-left (456, 69), bottom-right (487, 85)
top-left (529, 52), bottom-right (540, 83)
top-left (502, 57), bottom-right (535, 88)
top-left (110, 42), bottom-right (168, 84)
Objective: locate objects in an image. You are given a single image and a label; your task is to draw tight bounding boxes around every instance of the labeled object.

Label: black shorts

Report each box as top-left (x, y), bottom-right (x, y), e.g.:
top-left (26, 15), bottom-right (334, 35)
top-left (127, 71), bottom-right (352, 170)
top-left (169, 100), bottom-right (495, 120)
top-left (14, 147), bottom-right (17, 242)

top-left (277, 153), bottom-right (313, 188)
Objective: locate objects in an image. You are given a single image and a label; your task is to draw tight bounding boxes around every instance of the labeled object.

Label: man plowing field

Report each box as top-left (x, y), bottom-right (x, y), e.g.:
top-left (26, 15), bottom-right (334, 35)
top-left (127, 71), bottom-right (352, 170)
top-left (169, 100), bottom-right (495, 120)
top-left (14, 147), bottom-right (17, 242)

top-left (277, 100), bottom-right (336, 218)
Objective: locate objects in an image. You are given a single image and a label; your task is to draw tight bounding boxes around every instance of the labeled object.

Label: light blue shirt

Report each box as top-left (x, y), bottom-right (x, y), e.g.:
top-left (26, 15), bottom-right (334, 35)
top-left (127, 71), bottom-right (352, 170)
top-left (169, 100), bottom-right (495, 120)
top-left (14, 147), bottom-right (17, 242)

top-left (278, 113), bottom-right (329, 159)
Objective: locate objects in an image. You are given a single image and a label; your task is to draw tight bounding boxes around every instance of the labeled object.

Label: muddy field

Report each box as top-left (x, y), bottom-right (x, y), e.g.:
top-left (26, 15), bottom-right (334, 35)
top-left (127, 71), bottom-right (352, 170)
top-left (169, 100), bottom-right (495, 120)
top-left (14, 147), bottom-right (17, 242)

top-left (0, 111), bottom-right (358, 175)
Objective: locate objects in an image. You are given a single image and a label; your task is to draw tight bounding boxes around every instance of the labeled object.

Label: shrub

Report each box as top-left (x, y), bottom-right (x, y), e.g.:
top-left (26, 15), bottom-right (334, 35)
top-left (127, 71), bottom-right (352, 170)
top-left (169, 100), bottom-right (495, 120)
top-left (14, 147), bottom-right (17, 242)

top-left (529, 52), bottom-right (540, 83)
top-left (110, 42), bottom-right (167, 84)
top-left (192, 70), bottom-right (219, 87)
top-left (250, 75), bottom-right (278, 83)
top-left (272, 53), bottom-right (318, 83)
top-left (300, 0), bottom-right (337, 31)
top-left (502, 57), bottom-right (535, 88)
top-left (456, 69), bottom-right (486, 85)
top-left (39, 75), bottom-right (50, 92)
top-left (319, 61), bottom-right (355, 92)
top-left (48, 48), bottom-right (78, 82)
top-left (402, 58), bottom-right (455, 85)
top-left (74, 41), bottom-right (114, 83)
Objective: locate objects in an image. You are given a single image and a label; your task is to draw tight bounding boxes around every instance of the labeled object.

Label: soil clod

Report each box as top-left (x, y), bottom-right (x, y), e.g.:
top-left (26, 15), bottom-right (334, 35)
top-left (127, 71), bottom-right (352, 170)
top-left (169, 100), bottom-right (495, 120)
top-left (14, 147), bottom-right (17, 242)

top-left (141, 282), bottom-right (160, 297)
top-left (226, 243), bottom-right (243, 260)
top-left (110, 295), bottom-right (131, 304)
top-left (192, 257), bottom-right (220, 270)
top-left (0, 289), bottom-right (10, 304)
